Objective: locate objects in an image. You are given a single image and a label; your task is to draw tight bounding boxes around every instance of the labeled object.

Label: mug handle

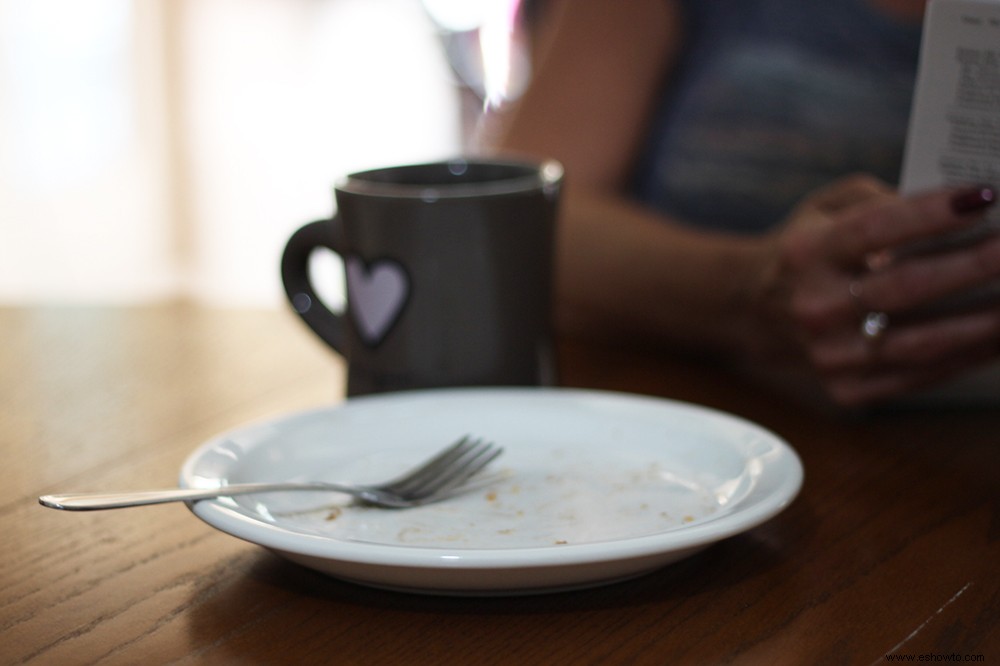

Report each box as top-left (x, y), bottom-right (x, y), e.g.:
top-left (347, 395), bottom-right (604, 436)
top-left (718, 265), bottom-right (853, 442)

top-left (280, 216), bottom-right (346, 353)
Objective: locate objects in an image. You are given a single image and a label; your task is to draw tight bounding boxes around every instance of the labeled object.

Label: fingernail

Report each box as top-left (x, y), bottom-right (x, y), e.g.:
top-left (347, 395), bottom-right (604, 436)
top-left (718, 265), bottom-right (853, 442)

top-left (951, 186), bottom-right (997, 214)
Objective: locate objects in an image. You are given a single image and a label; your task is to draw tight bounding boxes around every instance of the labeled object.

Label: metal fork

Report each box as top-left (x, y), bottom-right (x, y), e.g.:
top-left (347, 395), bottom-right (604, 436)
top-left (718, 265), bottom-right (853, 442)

top-left (38, 435), bottom-right (501, 511)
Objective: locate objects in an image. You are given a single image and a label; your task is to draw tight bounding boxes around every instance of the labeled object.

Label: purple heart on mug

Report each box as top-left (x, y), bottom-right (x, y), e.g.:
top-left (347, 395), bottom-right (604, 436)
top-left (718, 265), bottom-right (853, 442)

top-left (345, 256), bottom-right (409, 347)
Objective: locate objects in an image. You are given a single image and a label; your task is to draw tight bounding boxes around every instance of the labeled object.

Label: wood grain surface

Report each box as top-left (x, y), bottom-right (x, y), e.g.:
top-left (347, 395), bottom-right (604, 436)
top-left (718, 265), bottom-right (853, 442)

top-left (2, 305), bottom-right (996, 665)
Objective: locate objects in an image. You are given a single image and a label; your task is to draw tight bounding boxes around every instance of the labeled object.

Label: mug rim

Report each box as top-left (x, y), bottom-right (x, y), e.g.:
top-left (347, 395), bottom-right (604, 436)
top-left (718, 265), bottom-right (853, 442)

top-left (336, 157), bottom-right (563, 199)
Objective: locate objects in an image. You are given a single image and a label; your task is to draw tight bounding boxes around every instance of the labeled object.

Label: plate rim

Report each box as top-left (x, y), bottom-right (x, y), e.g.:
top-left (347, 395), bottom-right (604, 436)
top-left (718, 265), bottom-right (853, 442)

top-left (181, 387), bottom-right (803, 574)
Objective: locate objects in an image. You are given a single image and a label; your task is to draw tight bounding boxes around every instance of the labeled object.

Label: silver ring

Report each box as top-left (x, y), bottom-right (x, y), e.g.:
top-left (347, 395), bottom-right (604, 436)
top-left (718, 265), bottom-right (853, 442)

top-left (861, 311), bottom-right (889, 340)
top-left (848, 280), bottom-right (865, 302)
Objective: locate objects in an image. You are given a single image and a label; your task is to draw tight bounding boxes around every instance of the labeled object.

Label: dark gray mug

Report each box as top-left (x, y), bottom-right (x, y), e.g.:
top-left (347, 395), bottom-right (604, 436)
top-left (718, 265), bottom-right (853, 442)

top-left (281, 157), bottom-right (563, 396)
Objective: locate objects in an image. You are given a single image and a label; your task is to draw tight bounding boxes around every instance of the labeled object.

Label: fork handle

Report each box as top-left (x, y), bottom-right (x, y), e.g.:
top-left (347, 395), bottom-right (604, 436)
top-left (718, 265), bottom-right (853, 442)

top-left (38, 482), bottom-right (349, 511)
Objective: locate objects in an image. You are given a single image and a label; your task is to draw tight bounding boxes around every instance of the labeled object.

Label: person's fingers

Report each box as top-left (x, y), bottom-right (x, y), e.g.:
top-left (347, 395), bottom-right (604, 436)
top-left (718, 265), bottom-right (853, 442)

top-left (828, 186), bottom-right (995, 265)
top-left (850, 234), bottom-right (1000, 312)
top-left (801, 173), bottom-right (894, 213)
top-left (825, 341), bottom-right (999, 406)
top-left (808, 306), bottom-right (1000, 373)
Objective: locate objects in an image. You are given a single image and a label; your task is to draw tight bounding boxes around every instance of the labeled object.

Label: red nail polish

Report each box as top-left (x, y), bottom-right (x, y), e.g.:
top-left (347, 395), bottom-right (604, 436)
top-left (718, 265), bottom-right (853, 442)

top-left (951, 186), bottom-right (997, 214)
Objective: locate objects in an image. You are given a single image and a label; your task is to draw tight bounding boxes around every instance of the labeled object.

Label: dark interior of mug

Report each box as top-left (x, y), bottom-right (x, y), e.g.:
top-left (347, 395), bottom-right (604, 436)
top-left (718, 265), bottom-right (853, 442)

top-left (341, 159), bottom-right (552, 197)
top-left (360, 160), bottom-right (535, 186)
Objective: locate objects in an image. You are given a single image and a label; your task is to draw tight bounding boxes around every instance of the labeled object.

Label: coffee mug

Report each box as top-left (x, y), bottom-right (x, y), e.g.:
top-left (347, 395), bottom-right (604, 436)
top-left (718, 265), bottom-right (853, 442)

top-left (281, 157), bottom-right (563, 396)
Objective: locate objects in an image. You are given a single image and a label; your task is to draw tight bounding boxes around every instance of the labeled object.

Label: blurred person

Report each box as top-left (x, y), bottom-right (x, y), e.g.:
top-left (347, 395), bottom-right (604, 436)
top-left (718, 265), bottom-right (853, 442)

top-left (487, 0), bottom-right (1000, 408)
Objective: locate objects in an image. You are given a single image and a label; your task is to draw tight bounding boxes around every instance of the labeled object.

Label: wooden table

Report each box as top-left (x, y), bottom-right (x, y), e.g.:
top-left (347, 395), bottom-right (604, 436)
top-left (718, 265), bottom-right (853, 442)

top-left (3, 304), bottom-right (997, 664)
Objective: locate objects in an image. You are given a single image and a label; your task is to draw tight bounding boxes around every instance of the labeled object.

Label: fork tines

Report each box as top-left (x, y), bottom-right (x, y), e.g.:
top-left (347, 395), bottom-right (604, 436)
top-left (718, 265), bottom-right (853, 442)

top-left (388, 435), bottom-right (502, 501)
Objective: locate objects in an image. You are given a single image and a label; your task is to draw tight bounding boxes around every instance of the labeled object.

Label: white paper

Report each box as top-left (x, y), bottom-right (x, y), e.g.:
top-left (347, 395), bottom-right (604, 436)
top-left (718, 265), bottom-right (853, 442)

top-left (897, 0), bottom-right (1000, 405)
top-left (901, 0), bottom-right (1000, 226)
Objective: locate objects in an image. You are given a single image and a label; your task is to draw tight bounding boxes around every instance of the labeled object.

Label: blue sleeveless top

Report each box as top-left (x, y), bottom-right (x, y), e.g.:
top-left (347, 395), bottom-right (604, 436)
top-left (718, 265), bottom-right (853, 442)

top-left (632, 0), bottom-right (923, 233)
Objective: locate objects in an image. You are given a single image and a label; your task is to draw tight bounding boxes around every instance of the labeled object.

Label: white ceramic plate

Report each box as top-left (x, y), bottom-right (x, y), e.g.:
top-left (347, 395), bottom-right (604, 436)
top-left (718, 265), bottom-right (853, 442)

top-left (181, 388), bottom-right (803, 595)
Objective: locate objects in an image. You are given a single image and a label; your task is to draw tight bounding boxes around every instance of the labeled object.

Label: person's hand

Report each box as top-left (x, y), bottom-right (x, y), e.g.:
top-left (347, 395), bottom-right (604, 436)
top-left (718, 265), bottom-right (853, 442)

top-left (751, 175), bottom-right (999, 406)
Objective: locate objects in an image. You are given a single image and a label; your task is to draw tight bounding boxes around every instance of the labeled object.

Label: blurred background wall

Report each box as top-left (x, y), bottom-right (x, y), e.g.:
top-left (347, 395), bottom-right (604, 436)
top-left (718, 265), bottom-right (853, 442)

top-left (0, 0), bottom-right (530, 307)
